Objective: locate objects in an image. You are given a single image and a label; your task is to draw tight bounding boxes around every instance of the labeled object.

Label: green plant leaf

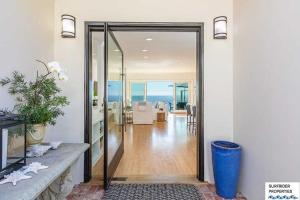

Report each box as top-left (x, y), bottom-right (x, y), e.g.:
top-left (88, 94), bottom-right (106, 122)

top-left (0, 67), bottom-right (69, 126)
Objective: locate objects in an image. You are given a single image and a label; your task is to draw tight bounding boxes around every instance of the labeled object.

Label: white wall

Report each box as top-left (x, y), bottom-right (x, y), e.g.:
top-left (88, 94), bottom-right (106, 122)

top-left (53, 0), bottom-right (234, 183)
top-left (0, 0), bottom-right (54, 109)
top-left (234, 0), bottom-right (300, 199)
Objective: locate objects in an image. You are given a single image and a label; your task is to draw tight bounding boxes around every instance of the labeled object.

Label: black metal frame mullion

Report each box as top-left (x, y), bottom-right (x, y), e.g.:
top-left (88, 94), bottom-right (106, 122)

top-left (84, 22), bottom-right (205, 185)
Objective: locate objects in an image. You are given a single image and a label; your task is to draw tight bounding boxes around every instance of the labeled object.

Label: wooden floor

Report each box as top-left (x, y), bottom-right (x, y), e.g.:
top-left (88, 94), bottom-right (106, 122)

top-left (91, 156), bottom-right (104, 185)
top-left (114, 114), bottom-right (197, 178)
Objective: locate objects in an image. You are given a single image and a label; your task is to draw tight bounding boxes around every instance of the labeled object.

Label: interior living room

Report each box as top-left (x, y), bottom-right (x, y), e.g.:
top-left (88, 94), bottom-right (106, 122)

top-left (89, 31), bottom-right (198, 182)
top-left (0, 0), bottom-right (300, 200)
top-left (113, 31), bottom-right (197, 179)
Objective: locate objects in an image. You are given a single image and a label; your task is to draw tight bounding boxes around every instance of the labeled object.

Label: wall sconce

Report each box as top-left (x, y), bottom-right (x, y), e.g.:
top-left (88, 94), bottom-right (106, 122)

top-left (61, 14), bottom-right (76, 38)
top-left (214, 16), bottom-right (227, 39)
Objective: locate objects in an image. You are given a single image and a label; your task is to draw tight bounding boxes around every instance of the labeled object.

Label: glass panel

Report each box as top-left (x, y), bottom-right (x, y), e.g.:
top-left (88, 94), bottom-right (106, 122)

top-left (108, 81), bottom-right (122, 103)
top-left (146, 81), bottom-right (174, 111)
top-left (131, 82), bottom-right (145, 103)
top-left (175, 83), bottom-right (189, 110)
top-left (91, 31), bottom-right (104, 180)
top-left (107, 32), bottom-right (123, 168)
top-left (2, 124), bottom-right (25, 169)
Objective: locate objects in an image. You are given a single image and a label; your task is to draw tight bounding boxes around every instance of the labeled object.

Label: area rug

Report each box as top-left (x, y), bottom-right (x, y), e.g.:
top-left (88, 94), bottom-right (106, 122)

top-left (102, 183), bottom-right (206, 200)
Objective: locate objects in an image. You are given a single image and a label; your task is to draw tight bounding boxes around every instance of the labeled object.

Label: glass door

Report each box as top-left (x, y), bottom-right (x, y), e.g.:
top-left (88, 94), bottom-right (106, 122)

top-left (90, 30), bottom-right (105, 182)
top-left (104, 24), bottom-right (124, 188)
top-left (175, 82), bottom-right (189, 110)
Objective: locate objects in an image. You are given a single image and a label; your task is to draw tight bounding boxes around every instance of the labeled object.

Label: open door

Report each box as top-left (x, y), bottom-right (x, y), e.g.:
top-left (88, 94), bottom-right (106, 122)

top-left (85, 22), bottom-right (204, 187)
top-left (104, 23), bottom-right (124, 189)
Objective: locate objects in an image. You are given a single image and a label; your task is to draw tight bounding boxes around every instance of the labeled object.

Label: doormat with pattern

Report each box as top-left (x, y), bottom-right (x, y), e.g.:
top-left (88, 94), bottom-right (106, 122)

top-left (102, 183), bottom-right (205, 200)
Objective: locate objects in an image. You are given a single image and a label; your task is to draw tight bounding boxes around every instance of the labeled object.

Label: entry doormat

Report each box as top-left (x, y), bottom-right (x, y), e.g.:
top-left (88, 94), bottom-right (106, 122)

top-left (102, 183), bottom-right (205, 200)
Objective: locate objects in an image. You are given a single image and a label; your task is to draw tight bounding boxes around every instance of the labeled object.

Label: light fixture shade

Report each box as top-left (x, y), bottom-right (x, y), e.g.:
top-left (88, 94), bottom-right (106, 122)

top-left (61, 14), bottom-right (76, 38)
top-left (214, 16), bottom-right (227, 39)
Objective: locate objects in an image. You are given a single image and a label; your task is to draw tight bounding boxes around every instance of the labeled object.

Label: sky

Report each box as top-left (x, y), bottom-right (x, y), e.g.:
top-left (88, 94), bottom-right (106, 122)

top-left (131, 81), bottom-right (173, 97)
top-left (108, 81), bottom-right (122, 96)
top-left (109, 81), bottom-right (175, 98)
top-left (146, 81), bottom-right (173, 96)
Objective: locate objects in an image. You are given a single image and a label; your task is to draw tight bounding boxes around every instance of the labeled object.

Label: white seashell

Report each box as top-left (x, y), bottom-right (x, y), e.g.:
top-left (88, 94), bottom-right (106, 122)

top-left (27, 145), bottom-right (51, 157)
top-left (49, 141), bottom-right (62, 149)
top-left (0, 171), bottom-right (32, 186)
top-left (22, 162), bottom-right (48, 174)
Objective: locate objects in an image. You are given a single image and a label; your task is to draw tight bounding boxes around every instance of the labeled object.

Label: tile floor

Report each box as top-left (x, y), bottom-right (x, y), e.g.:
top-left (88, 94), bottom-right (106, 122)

top-left (67, 183), bottom-right (247, 200)
top-left (199, 184), bottom-right (246, 200)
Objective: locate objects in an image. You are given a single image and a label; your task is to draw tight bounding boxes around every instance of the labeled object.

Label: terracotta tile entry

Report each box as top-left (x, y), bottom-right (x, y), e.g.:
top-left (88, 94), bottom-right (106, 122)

top-left (67, 185), bottom-right (104, 200)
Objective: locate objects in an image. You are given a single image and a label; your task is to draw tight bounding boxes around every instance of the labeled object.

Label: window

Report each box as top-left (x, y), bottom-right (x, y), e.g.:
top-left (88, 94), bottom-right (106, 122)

top-left (146, 81), bottom-right (174, 111)
top-left (131, 82), bottom-right (146, 102)
top-left (129, 81), bottom-right (190, 111)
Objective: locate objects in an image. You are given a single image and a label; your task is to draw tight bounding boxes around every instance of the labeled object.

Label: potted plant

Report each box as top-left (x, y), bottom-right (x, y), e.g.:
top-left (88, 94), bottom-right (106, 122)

top-left (0, 60), bottom-right (69, 145)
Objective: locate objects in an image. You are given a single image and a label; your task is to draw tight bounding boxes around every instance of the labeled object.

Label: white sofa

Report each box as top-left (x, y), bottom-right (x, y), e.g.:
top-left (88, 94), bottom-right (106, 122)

top-left (107, 102), bottom-right (122, 124)
top-left (133, 102), bottom-right (154, 124)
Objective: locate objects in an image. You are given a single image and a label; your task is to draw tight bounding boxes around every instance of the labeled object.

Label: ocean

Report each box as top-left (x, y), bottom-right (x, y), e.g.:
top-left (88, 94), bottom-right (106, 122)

top-left (108, 95), bottom-right (173, 107)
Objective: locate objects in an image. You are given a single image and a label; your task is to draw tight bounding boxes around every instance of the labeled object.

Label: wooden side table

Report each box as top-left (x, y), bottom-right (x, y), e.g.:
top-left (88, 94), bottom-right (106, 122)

top-left (157, 111), bottom-right (165, 122)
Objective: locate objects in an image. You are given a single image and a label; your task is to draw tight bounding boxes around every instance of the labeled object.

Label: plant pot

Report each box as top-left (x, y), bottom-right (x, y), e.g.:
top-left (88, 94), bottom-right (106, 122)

top-left (27, 124), bottom-right (46, 145)
top-left (211, 141), bottom-right (241, 199)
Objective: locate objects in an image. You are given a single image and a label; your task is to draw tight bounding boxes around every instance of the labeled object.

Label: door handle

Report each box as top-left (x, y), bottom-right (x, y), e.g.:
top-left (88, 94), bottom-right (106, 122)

top-left (122, 112), bottom-right (126, 133)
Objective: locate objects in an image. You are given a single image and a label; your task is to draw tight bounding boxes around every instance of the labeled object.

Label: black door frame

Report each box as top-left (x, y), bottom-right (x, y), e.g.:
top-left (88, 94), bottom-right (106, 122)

top-left (84, 22), bottom-right (204, 183)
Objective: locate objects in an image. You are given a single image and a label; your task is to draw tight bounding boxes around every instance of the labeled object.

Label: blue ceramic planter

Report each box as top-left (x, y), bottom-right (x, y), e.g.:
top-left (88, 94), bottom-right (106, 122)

top-left (211, 141), bottom-right (241, 199)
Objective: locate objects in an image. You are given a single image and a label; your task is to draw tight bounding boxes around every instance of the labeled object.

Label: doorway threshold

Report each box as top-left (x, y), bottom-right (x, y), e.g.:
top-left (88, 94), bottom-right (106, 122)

top-left (112, 175), bottom-right (202, 184)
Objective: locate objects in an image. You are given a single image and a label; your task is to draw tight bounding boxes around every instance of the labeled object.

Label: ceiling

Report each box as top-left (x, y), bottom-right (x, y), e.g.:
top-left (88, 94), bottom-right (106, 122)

top-left (113, 32), bottom-right (197, 74)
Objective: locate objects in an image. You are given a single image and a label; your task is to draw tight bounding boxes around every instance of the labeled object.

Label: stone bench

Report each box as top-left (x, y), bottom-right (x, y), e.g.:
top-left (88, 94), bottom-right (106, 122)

top-left (0, 143), bottom-right (89, 200)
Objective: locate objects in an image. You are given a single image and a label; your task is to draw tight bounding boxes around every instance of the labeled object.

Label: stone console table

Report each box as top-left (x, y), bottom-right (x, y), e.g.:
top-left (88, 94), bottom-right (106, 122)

top-left (0, 143), bottom-right (89, 200)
